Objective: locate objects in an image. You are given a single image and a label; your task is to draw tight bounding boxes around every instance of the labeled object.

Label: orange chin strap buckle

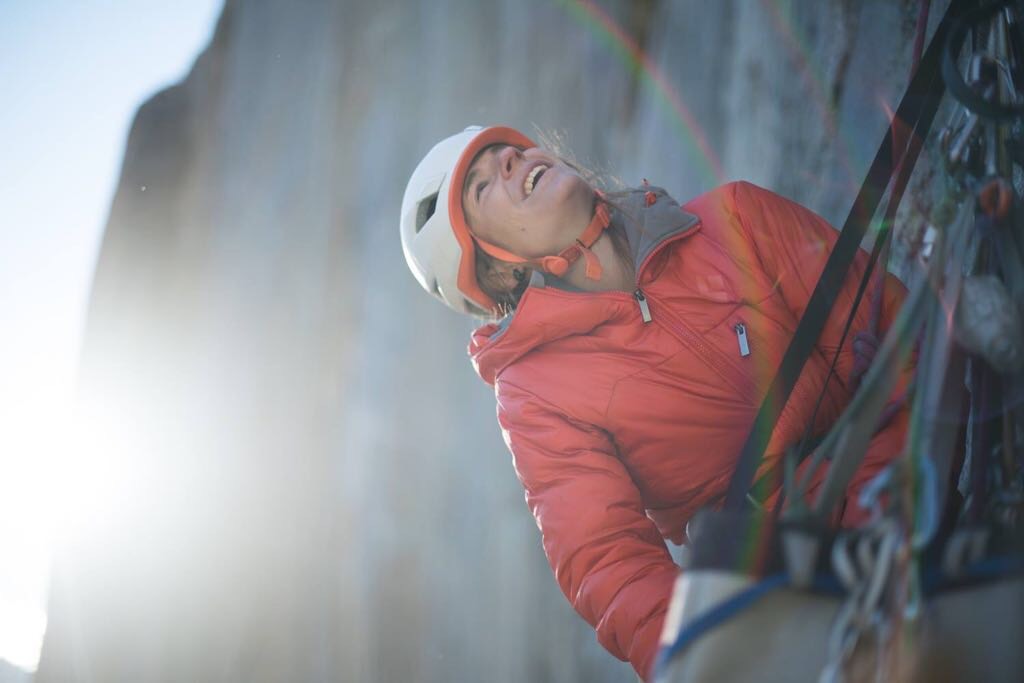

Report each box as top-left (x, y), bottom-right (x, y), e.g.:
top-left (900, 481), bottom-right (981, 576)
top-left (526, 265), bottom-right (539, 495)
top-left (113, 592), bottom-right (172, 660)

top-left (539, 199), bottom-right (610, 279)
top-left (474, 192), bottom-right (611, 281)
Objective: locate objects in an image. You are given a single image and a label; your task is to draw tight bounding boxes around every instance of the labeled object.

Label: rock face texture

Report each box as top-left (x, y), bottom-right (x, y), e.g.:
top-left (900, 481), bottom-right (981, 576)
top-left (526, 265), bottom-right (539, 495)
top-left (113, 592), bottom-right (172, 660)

top-left (37, 1), bottom-right (937, 681)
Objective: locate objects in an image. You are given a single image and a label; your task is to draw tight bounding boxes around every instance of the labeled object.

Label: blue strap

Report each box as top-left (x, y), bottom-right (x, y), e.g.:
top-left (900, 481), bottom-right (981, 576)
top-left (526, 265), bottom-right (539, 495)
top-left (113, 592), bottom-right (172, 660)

top-left (654, 573), bottom-right (788, 677)
top-left (656, 553), bottom-right (1024, 677)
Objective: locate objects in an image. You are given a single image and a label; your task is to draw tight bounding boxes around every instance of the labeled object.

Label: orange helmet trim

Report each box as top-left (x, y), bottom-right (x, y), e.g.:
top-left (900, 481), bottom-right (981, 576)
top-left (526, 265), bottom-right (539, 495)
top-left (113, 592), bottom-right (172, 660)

top-left (448, 126), bottom-right (537, 313)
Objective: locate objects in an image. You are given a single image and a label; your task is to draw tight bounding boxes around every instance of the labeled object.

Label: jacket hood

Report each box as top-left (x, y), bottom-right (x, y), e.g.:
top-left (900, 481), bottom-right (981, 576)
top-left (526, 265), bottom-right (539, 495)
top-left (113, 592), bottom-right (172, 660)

top-left (469, 186), bottom-right (700, 384)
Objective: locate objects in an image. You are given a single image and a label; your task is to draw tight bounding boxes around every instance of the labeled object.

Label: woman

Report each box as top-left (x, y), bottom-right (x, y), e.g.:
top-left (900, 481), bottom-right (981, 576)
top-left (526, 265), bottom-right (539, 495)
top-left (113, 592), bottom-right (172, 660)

top-left (399, 125), bottom-right (910, 680)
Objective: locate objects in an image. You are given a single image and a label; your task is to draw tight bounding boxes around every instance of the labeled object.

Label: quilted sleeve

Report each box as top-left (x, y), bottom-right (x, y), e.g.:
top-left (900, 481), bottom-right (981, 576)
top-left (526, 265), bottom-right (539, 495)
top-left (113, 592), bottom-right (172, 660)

top-left (732, 181), bottom-right (908, 385)
top-left (496, 378), bottom-right (680, 681)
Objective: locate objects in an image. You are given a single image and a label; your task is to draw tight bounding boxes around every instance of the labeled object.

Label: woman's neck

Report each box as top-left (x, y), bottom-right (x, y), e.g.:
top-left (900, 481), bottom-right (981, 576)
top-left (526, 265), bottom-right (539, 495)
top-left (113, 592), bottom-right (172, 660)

top-left (562, 231), bottom-right (635, 293)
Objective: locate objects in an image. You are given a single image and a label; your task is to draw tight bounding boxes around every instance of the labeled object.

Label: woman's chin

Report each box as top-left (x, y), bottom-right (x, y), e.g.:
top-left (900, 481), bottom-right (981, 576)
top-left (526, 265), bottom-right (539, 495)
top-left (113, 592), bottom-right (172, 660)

top-left (540, 172), bottom-right (592, 210)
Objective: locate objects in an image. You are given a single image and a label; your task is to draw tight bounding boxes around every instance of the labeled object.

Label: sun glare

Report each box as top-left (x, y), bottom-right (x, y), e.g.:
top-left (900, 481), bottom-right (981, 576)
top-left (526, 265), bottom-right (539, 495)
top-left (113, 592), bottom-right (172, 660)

top-left (0, 1), bottom-right (222, 670)
top-left (0, 603), bottom-right (47, 672)
top-left (0, 391), bottom-right (144, 670)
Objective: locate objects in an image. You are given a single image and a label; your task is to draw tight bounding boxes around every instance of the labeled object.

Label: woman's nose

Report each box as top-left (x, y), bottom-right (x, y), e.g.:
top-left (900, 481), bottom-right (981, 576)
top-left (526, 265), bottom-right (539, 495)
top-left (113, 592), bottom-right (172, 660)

top-left (497, 146), bottom-right (519, 179)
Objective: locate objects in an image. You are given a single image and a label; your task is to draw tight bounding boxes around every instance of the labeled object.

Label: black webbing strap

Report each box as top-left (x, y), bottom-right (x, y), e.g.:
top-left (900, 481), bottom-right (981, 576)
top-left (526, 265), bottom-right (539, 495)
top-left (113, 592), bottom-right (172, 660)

top-left (722, 0), bottom-right (975, 510)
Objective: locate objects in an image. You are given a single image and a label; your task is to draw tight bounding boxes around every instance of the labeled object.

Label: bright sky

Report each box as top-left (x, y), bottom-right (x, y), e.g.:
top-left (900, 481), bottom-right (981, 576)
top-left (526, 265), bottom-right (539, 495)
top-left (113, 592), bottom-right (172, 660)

top-left (0, 1), bottom-right (222, 671)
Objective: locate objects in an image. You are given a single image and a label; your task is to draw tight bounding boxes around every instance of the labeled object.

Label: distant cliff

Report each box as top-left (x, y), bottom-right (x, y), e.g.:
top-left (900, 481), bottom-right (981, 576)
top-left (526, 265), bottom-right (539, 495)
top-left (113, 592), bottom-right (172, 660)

top-left (37, 1), bottom-right (935, 681)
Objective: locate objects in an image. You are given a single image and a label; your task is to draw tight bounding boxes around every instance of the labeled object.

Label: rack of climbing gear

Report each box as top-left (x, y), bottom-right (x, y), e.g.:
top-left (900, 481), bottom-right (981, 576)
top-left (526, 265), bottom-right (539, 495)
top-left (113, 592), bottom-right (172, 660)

top-left (657, 2), bottom-right (1024, 681)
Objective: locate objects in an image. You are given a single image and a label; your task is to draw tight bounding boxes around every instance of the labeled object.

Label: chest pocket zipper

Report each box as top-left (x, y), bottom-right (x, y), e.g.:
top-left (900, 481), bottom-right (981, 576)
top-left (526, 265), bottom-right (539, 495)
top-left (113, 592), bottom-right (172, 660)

top-left (734, 322), bottom-right (751, 357)
top-left (634, 289), bottom-right (652, 323)
top-left (636, 288), bottom-right (754, 402)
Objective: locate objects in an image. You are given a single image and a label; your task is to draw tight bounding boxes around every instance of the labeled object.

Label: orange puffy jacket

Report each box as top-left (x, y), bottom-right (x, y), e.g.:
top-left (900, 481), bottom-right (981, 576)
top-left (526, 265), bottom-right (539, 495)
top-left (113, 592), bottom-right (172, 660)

top-left (468, 181), bottom-right (910, 680)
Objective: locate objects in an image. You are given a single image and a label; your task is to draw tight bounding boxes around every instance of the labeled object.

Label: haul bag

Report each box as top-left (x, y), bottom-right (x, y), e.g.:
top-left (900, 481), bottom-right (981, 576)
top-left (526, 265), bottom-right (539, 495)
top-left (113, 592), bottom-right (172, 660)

top-left (656, 569), bottom-right (1024, 682)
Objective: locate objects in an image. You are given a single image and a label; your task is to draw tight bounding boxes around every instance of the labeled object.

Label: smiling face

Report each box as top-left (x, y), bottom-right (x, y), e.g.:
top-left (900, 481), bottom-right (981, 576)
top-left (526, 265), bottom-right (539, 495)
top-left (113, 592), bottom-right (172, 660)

top-left (461, 144), bottom-right (595, 260)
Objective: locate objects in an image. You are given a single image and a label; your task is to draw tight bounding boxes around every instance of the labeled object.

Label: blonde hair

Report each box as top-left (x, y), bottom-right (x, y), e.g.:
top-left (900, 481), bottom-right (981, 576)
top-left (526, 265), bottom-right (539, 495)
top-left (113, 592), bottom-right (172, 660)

top-left (474, 248), bottom-right (532, 318)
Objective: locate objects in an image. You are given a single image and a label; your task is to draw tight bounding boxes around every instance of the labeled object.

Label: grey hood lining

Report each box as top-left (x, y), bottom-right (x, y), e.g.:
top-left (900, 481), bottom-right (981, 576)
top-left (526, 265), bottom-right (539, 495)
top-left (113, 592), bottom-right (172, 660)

top-left (619, 185), bottom-right (700, 271)
top-left (530, 186), bottom-right (699, 293)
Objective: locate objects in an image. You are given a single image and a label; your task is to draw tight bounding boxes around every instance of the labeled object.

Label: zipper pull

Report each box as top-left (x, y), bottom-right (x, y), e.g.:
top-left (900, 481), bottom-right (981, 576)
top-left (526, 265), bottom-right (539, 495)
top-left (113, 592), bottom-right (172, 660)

top-left (734, 322), bottom-right (751, 357)
top-left (634, 289), bottom-right (652, 323)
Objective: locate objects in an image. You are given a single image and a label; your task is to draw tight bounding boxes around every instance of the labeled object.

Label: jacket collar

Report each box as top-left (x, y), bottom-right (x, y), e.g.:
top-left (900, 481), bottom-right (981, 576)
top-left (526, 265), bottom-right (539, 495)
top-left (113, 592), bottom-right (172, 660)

top-left (470, 186), bottom-right (700, 382)
top-left (622, 184), bottom-right (701, 274)
top-left (537, 185), bottom-right (700, 292)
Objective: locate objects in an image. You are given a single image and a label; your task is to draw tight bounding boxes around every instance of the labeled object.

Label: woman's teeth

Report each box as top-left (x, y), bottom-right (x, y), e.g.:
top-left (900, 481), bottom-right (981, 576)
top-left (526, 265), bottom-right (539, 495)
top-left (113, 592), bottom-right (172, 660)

top-left (524, 165), bottom-right (549, 197)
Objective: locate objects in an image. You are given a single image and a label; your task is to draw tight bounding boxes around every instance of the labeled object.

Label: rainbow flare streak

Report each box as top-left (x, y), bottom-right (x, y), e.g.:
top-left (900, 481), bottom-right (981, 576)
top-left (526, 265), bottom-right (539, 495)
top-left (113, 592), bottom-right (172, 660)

top-left (560, 0), bottom-right (726, 185)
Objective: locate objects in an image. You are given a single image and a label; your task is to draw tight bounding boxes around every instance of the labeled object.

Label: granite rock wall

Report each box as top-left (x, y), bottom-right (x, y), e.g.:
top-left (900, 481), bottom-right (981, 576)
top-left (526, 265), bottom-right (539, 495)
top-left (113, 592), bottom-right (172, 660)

top-left (37, 1), bottom-right (937, 681)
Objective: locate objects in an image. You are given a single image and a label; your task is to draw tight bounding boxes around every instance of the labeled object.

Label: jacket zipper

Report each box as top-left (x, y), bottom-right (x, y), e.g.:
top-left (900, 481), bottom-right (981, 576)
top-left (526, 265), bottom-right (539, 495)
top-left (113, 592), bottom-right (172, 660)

top-left (634, 289), bottom-right (652, 323)
top-left (734, 322), bottom-right (751, 357)
top-left (630, 217), bottom-right (699, 325)
top-left (634, 288), bottom-right (755, 401)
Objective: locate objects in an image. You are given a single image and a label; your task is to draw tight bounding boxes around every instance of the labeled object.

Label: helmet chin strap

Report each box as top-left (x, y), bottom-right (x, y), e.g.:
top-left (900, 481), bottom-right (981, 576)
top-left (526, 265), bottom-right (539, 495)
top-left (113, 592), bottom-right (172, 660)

top-left (473, 191), bottom-right (611, 281)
